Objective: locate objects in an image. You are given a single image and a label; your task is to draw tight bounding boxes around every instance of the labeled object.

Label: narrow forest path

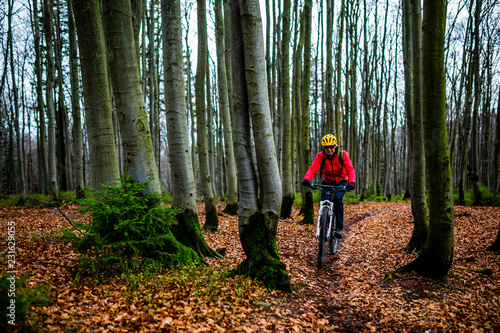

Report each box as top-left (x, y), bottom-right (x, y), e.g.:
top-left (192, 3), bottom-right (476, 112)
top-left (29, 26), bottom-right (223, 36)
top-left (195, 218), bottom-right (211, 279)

top-left (1, 201), bottom-right (499, 332)
top-left (205, 201), bottom-right (500, 332)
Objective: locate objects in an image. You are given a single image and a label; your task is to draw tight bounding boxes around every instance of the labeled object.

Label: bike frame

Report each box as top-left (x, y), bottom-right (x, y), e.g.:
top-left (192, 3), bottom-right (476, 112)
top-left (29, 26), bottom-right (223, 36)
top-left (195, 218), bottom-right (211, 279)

top-left (309, 183), bottom-right (347, 266)
top-left (310, 183), bottom-right (346, 239)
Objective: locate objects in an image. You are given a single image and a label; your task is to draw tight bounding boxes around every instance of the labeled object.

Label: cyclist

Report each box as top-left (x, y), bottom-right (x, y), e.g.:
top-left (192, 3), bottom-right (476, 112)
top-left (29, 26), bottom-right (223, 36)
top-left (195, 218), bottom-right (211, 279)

top-left (301, 134), bottom-right (356, 238)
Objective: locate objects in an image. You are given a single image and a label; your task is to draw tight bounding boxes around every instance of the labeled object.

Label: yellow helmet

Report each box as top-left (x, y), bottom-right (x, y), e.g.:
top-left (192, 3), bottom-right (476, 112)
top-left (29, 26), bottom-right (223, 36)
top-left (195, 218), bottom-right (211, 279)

top-left (321, 134), bottom-right (337, 147)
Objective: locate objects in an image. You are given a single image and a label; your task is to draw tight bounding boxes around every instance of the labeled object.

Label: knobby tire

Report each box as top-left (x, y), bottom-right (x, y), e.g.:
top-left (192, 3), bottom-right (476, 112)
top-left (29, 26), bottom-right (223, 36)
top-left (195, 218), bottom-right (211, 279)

top-left (317, 206), bottom-right (329, 268)
top-left (332, 237), bottom-right (339, 254)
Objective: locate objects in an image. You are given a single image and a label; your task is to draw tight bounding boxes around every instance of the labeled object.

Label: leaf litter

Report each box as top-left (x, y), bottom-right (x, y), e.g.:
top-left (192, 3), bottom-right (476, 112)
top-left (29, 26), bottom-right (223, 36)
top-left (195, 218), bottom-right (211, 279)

top-left (1, 201), bottom-right (499, 332)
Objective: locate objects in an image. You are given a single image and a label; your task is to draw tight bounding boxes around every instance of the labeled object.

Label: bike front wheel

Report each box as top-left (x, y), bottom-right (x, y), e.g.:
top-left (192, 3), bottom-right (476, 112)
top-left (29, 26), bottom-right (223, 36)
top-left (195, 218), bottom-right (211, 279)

top-left (317, 206), bottom-right (329, 268)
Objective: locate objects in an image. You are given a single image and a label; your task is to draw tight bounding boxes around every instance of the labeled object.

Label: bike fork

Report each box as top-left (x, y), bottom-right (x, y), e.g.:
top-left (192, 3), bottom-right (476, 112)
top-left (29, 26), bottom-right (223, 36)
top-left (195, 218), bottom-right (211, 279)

top-left (327, 211), bottom-right (333, 239)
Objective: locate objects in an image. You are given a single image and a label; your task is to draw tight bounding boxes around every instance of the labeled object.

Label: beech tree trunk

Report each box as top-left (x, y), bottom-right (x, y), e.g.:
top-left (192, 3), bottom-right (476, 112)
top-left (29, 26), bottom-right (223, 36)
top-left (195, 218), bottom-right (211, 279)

top-left (324, 0), bottom-right (334, 133)
top-left (230, 0), bottom-right (290, 291)
top-left (280, 0), bottom-right (294, 218)
top-left (72, 0), bottom-right (120, 189)
top-left (56, 1), bottom-right (73, 191)
top-left (67, 0), bottom-right (84, 198)
top-left (195, 0), bottom-right (219, 231)
top-left (33, 0), bottom-right (49, 194)
top-left (215, 0), bottom-right (238, 215)
top-left (101, 0), bottom-right (161, 194)
top-left (43, 0), bottom-right (58, 196)
top-left (294, 11), bottom-right (313, 224)
top-left (470, 0), bottom-right (482, 204)
top-left (161, 0), bottom-right (219, 258)
top-left (8, 0), bottom-right (26, 194)
top-left (404, 0), bottom-right (429, 254)
top-left (298, 0), bottom-right (314, 225)
top-left (398, 0), bottom-right (453, 279)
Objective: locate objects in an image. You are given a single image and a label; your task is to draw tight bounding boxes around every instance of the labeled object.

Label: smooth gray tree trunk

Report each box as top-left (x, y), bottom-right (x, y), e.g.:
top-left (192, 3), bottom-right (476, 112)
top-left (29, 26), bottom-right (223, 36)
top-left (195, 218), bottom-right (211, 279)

top-left (73, 0), bottom-right (120, 189)
top-left (43, 0), bottom-right (58, 196)
top-left (215, 0), bottom-right (238, 215)
top-left (67, 0), bottom-right (84, 198)
top-left (101, 0), bottom-right (161, 194)
top-left (230, 0), bottom-right (290, 291)
top-left (161, 0), bottom-right (219, 258)
top-left (195, 0), bottom-right (219, 231)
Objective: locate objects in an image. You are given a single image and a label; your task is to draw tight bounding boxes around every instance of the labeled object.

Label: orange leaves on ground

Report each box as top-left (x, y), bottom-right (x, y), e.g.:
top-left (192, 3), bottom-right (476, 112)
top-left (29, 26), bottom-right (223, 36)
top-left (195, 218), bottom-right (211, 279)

top-left (1, 202), bottom-right (499, 331)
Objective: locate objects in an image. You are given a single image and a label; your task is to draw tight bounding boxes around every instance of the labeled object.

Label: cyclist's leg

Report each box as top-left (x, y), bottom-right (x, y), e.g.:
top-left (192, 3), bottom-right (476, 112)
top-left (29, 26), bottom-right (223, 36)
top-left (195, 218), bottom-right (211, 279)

top-left (333, 181), bottom-right (348, 233)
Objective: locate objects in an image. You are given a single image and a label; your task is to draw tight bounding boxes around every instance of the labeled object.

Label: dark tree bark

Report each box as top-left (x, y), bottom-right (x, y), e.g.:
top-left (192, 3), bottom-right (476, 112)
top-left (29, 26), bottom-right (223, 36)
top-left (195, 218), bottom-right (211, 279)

top-left (470, 0), bottom-right (482, 205)
top-left (33, 0), bottom-right (49, 194)
top-left (397, 0), bottom-right (454, 279)
top-left (404, 0), bottom-right (429, 254)
top-left (8, 0), bottom-right (26, 194)
top-left (54, 0), bottom-right (72, 192)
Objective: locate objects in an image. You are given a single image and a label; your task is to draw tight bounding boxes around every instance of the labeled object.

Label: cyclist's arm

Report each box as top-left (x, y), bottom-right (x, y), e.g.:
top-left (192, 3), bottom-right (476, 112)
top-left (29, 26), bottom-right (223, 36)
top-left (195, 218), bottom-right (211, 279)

top-left (342, 151), bottom-right (356, 185)
top-left (303, 152), bottom-right (324, 182)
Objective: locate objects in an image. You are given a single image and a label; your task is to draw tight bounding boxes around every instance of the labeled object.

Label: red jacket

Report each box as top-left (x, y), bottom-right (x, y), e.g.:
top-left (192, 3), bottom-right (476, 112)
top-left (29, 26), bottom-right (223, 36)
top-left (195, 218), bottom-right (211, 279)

top-left (303, 149), bottom-right (356, 184)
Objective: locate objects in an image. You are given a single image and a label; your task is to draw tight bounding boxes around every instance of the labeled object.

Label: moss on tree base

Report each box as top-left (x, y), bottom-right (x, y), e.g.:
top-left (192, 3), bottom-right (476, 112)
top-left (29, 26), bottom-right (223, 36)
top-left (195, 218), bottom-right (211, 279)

top-left (153, 231), bottom-right (200, 267)
top-left (232, 211), bottom-right (291, 291)
top-left (172, 209), bottom-right (220, 258)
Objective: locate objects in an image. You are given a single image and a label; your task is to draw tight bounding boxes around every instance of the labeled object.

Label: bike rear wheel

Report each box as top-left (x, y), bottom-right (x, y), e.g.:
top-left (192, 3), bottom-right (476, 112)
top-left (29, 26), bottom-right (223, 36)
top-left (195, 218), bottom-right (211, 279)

top-left (317, 206), bottom-right (329, 268)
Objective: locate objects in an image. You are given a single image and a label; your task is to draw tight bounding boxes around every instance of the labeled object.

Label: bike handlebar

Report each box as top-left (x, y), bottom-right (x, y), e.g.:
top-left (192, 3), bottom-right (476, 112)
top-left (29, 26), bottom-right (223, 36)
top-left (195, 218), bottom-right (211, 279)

top-left (307, 183), bottom-right (348, 193)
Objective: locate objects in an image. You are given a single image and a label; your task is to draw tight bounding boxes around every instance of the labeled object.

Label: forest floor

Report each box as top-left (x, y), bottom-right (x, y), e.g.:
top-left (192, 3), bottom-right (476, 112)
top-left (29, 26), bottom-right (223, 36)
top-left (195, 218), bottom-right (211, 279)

top-left (1, 200), bottom-right (500, 332)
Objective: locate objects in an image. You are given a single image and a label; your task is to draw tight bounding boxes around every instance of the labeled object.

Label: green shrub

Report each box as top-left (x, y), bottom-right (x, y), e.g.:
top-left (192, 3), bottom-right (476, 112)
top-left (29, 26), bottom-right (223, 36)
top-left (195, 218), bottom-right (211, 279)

top-left (0, 195), bottom-right (22, 207)
top-left (0, 272), bottom-right (52, 330)
top-left (0, 191), bottom-right (80, 208)
top-left (64, 173), bottom-right (198, 279)
top-left (478, 184), bottom-right (500, 206)
top-left (453, 184), bottom-right (500, 206)
top-left (343, 192), bottom-right (361, 205)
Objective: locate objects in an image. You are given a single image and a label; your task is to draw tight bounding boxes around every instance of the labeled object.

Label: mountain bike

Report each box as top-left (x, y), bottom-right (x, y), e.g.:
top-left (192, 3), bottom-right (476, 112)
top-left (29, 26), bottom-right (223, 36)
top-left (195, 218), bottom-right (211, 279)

top-left (308, 184), bottom-right (347, 268)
